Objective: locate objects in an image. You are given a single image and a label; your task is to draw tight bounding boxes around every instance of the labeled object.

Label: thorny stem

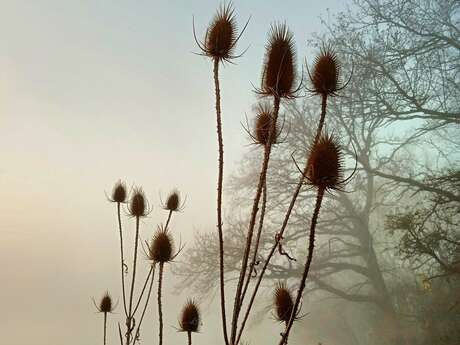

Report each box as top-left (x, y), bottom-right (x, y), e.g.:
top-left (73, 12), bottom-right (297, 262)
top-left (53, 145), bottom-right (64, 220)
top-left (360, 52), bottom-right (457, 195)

top-left (239, 180), bottom-right (267, 309)
top-left (236, 97), bottom-right (328, 344)
top-left (165, 210), bottom-right (173, 231)
top-left (213, 57), bottom-right (230, 345)
top-left (104, 312), bottom-right (107, 345)
top-left (231, 96), bottom-right (281, 344)
top-left (187, 331), bottom-right (192, 345)
top-left (117, 202), bottom-right (128, 317)
top-left (133, 264), bottom-right (156, 344)
top-left (132, 266), bottom-right (154, 316)
top-left (279, 187), bottom-right (325, 345)
top-left (126, 216), bottom-right (141, 345)
top-left (158, 263), bottom-right (165, 345)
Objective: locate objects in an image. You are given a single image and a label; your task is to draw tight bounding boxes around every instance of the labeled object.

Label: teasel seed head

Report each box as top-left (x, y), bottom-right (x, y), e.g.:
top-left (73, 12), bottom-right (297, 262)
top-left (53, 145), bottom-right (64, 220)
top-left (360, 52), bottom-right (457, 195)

top-left (163, 189), bottom-right (185, 212)
top-left (260, 23), bottom-right (297, 99)
top-left (309, 45), bottom-right (342, 96)
top-left (148, 226), bottom-right (174, 263)
top-left (306, 133), bottom-right (344, 191)
top-left (95, 291), bottom-right (114, 313)
top-left (179, 299), bottom-right (201, 333)
top-left (109, 180), bottom-right (127, 203)
top-left (274, 282), bottom-right (296, 323)
top-left (254, 102), bottom-right (279, 145)
top-left (129, 187), bottom-right (148, 218)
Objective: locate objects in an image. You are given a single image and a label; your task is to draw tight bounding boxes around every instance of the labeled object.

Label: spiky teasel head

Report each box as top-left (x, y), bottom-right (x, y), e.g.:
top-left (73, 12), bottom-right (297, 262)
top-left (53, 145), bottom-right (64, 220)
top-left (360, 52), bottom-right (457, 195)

top-left (94, 291), bottom-right (115, 313)
top-left (193, 2), bottom-right (248, 63)
top-left (308, 45), bottom-right (344, 97)
top-left (148, 226), bottom-right (175, 264)
top-left (162, 189), bottom-right (186, 212)
top-left (273, 282), bottom-right (297, 323)
top-left (128, 187), bottom-right (149, 218)
top-left (259, 23), bottom-right (297, 99)
top-left (305, 133), bottom-right (345, 191)
top-left (179, 299), bottom-right (201, 333)
top-left (109, 180), bottom-right (127, 203)
top-left (244, 102), bottom-right (283, 146)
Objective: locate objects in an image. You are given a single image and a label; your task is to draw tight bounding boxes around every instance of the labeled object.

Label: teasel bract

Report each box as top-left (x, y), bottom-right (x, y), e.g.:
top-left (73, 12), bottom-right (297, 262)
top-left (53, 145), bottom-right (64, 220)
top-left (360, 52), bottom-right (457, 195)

top-left (179, 299), bottom-right (201, 345)
top-left (193, 4), bottom-right (249, 345)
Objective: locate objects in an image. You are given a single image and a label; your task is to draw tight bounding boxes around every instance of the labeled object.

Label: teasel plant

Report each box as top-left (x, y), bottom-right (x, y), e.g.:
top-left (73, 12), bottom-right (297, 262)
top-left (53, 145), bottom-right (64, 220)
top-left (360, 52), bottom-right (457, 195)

top-left (147, 224), bottom-right (183, 345)
top-left (93, 291), bottom-right (116, 345)
top-left (193, 3), bottom-right (249, 344)
top-left (178, 299), bottom-right (201, 345)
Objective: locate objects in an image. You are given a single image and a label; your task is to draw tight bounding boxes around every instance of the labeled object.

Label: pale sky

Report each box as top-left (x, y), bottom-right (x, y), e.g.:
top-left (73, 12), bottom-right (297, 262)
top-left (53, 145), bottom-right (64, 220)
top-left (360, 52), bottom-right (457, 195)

top-left (0, 1), bottom-right (347, 344)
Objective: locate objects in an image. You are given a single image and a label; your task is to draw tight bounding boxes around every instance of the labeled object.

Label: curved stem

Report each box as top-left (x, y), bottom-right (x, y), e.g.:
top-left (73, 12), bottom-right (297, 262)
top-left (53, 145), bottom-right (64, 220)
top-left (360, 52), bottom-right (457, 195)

top-left (279, 187), bottom-right (325, 345)
top-left (133, 264), bottom-right (156, 344)
top-left (126, 216), bottom-right (140, 345)
top-left (157, 263), bottom-right (164, 345)
top-left (213, 57), bottom-right (230, 345)
top-left (117, 202), bottom-right (128, 317)
top-left (231, 96), bottom-right (281, 344)
top-left (103, 312), bottom-right (107, 345)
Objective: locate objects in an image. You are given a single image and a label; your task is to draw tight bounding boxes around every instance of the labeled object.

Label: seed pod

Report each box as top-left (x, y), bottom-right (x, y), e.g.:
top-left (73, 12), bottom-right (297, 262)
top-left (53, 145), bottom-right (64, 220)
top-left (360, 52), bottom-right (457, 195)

top-left (254, 103), bottom-right (278, 146)
top-left (179, 299), bottom-right (201, 333)
top-left (149, 226), bottom-right (174, 263)
top-left (129, 187), bottom-right (148, 218)
top-left (274, 282), bottom-right (295, 323)
top-left (164, 189), bottom-right (182, 212)
top-left (110, 180), bottom-right (127, 203)
top-left (310, 46), bottom-right (341, 96)
top-left (306, 133), bottom-right (344, 190)
top-left (99, 291), bottom-right (113, 313)
top-left (261, 24), bottom-right (297, 98)
top-left (204, 3), bottom-right (237, 61)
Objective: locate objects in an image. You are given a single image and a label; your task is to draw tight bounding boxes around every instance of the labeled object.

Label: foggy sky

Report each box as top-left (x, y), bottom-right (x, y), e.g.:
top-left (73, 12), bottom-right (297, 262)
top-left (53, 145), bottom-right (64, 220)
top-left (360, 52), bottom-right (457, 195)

top-left (0, 1), bottom-right (347, 344)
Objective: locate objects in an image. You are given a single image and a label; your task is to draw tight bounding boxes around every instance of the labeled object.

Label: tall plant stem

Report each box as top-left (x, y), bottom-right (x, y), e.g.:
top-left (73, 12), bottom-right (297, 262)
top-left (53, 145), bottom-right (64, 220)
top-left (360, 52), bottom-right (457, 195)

top-left (230, 96), bottom-right (281, 344)
top-left (165, 210), bottom-right (173, 230)
top-left (126, 216), bottom-right (140, 345)
top-left (187, 331), bottom-right (192, 345)
top-left (133, 265), bottom-right (156, 344)
top-left (117, 202), bottom-right (128, 317)
top-left (103, 312), bottom-right (107, 345)
top-left (213, 57), bottom-right (230, 345)
top-left (278, 187), bottom-right (325, 345)
top-left (236, 97), bottom-right (328, 344)
top-left (157, 263), bottom-right (165, 345)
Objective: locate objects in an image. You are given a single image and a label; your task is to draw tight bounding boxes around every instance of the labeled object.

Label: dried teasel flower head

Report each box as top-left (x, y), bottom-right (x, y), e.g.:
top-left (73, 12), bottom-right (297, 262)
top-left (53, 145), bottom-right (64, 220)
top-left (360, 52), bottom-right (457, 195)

top-left (162, 189), bottom-right (185, 212)
top-left (273, 282), bottom-right (296, 323)
top-left (194, 2), bottom-right (249, 62)
top-left (148, 226), bottom-right (174, 263)
top-left (254, 102), bottom-right (279, 146)
top-left (179, 299), bottom-right (201, 333)
top-left (260, 23), bottom-right (297, 99)
top-left (306, 133), bottom-right (345, 191)
top-left (309, 45), bottom-right (343, 96)
top-left (109, 180), bottom-right (127, 203)
top-left (129, 187), bottom-right (148, 218)
top-left (94, 291), bottom-right (114, 313)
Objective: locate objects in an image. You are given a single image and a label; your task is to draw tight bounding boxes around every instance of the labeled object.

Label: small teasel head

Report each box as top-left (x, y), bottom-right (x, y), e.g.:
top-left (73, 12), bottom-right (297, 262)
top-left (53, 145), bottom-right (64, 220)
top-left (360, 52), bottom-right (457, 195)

top-left (254, 102), bottom-right (279, 146)
top-left (306, 133), bottom-right (345, 191)
top-left (179, 299), bottom-right (201, 333)
top-left (162, 189), bottom-right (185, 212)
top-left (194, 2), bottom-right (248, 62)
top-left (308, 45), bottom-right (344, 96)
top-left (260, 23), bottom-right (297, 99)
top-left (273, 282), bottom-right (296, 324)
top-left (94, 291), bottom-right (115, 313)
top-left (109, 180), bottom-right (127, 203)
top-left (148, 226), bottom-right (175, 264)
top-left (129, 187), bottom-right (148, 218)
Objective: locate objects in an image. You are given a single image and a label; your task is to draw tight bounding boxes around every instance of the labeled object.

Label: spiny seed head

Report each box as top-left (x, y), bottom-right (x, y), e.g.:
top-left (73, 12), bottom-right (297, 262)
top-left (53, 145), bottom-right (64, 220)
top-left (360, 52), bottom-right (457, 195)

top-left (129, 187), bottom-right (147, 218)
top-left (164, 189), bottom-right (181, 212)
top-left (99, 291), bottom-right (113, 313)
top-left (149, 226), bottom-right (174, 263)
top-left (261, 23), bottom-right (296, 98)
top-left (310, 46), bottom-right (341, 96)
top-left (306, 133), bottom-right (344, 190)
top-left (204, 3), bottom-right (237, 61)
top-left (274, 282), bottom-right (295, 323)
top-left (110, 180), bottom-right (127, 203)
top-left (179, 299), bottom-right (201, 333)
top-left (254, 103), bottom-right (278, 145)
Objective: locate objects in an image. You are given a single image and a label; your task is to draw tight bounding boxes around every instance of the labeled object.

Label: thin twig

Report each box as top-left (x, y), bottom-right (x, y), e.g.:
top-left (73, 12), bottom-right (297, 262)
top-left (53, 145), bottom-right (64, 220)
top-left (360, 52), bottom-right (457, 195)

top-left (117, 202), bottom-right (128, 317)
top-left (133, 264), bottom-right (156, 344)
top-left (158, 262), bottom-right (165, 345)
top-left (126, 216), bottom-right (141, 345)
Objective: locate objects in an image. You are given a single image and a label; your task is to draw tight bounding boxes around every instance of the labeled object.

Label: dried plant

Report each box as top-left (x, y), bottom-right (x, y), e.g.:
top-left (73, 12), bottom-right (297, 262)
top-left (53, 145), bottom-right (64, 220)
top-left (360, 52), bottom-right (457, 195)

top-left (93, 291), bottom-right (115, 345)
top-left (179, 299), bottom-right (201, 345)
